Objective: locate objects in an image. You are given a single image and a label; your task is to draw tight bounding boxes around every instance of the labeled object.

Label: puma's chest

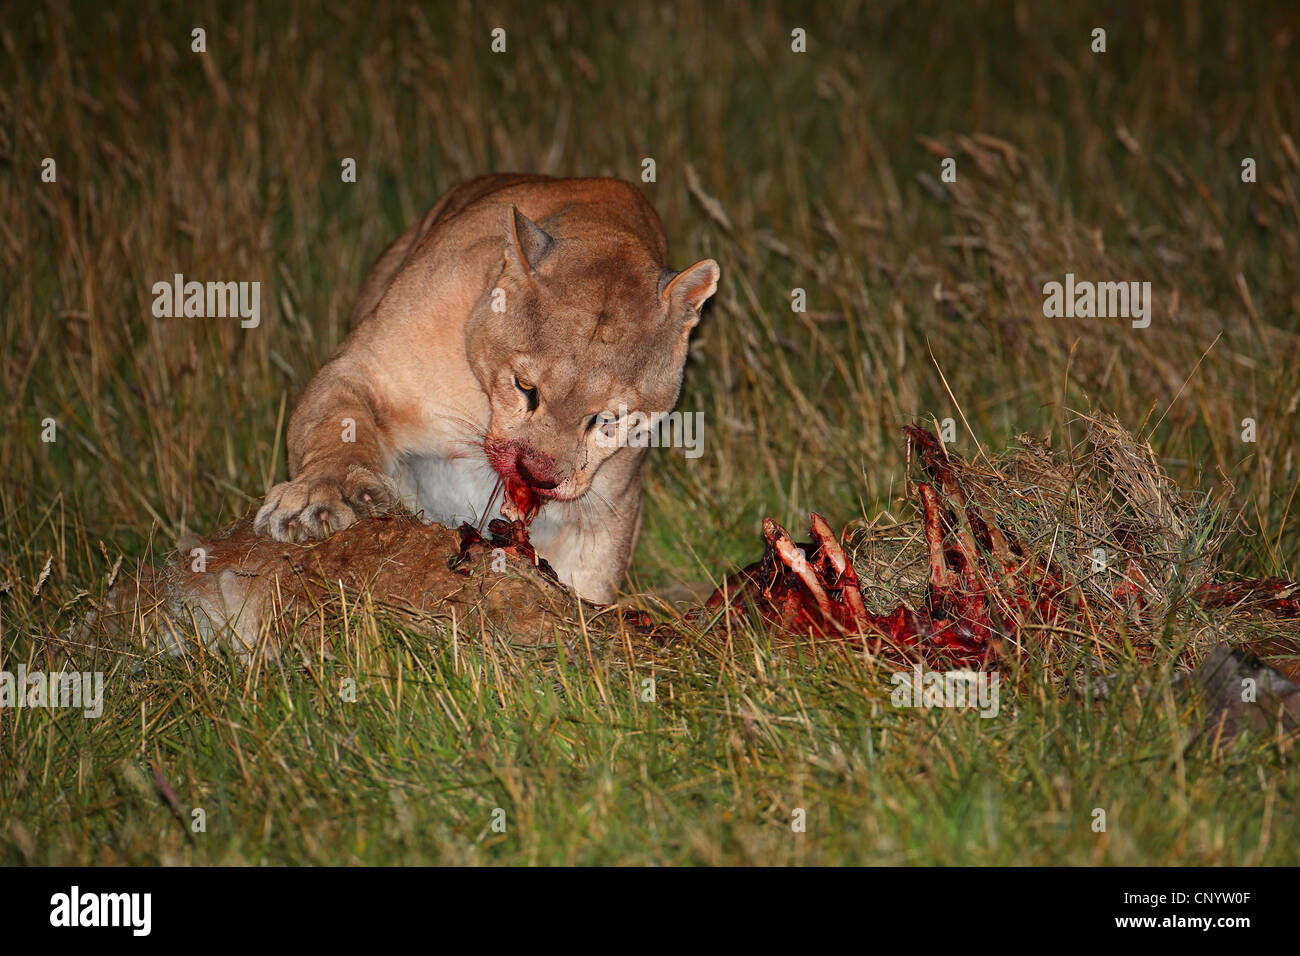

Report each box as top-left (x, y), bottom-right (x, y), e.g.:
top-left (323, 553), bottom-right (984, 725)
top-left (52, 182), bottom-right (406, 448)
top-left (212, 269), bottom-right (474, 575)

top-left (393, 452), bottom-right (498, 529)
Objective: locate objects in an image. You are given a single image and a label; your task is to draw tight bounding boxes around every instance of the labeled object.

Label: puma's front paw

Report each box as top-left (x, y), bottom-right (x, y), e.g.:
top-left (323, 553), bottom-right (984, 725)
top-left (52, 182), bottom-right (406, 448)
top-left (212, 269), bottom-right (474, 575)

top-left (254, 464), bottom-right (395, 542)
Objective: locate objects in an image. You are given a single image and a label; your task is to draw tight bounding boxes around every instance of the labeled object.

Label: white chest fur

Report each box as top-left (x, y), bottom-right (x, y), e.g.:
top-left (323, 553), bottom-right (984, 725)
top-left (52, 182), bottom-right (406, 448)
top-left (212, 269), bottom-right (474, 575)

top-left (391, 450), bottom-right (615, 600)
top-left (392, 451), bottom-right (574, 552)
top-left (393, 452), bottom-right (499, 528)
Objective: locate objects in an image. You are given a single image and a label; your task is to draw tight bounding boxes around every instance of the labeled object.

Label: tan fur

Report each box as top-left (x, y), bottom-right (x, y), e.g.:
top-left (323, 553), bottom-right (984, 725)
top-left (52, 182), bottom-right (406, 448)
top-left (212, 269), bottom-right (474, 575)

top-left (83, 510), bottom-right (580, 665)
top-left (255, 174), bottom-right (719, 602)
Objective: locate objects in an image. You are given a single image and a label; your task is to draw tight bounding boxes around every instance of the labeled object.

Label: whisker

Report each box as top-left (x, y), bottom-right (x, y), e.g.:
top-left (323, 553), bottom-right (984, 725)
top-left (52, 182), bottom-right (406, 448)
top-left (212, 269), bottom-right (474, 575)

top-left (449, 437), bottom-right (488, 452)
top-left (440, 413), bottom-right (490, 444)
top-left (579, 487), bottom-right (620, 520)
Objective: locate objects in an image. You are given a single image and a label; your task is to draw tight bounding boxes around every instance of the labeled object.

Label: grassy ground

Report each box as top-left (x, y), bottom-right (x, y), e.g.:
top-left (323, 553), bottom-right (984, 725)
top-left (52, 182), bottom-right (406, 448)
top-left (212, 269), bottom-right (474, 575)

top-left (2, 0), bottom-right (1298, 864)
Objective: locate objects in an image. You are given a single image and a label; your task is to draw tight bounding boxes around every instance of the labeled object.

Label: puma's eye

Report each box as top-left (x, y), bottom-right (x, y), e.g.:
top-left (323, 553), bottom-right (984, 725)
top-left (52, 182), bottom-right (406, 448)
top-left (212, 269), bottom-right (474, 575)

top-left (513, 375), bottom-right (539, 412)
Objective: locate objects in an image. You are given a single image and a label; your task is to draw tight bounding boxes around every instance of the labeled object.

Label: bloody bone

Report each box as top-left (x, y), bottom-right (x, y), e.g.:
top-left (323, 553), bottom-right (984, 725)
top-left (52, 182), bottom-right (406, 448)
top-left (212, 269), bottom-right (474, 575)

top-left (504, 479), bottom-right (543, 523)
top-left (453, 517), bottom-right (557, 580)
top-left (704, 425), bottom-right (1299, 667)
top-left (703, 503), bottom-right (995, 664)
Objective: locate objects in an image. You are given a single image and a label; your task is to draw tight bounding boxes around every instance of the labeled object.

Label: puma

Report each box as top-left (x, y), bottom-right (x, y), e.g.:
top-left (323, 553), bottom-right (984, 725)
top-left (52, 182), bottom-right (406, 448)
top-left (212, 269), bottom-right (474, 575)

top-left (254, 174), bottom-right (719, 603)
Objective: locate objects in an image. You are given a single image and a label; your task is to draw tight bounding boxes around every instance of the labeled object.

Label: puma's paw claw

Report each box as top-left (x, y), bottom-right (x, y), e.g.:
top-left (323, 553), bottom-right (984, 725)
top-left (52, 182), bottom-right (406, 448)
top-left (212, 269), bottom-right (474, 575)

top-left (254, 465), bottom-right (394, 542)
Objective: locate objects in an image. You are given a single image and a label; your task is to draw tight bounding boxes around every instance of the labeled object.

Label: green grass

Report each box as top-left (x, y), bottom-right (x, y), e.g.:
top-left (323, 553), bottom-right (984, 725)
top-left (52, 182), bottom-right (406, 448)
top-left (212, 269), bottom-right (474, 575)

top-left (4, 630), bottom-right (1295, 865)
top-left (2, 0), bottom-right (1298, 864)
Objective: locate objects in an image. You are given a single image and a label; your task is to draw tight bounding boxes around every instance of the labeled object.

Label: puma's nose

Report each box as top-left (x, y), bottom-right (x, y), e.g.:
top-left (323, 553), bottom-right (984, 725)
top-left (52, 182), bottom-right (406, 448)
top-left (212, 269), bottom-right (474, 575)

top-left (515, 454), bottom-right (559, 490)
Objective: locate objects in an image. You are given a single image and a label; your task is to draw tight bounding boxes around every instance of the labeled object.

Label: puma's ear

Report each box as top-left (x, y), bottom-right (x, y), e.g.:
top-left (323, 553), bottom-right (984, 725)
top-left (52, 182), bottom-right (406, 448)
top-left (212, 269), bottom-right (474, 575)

top-left (659, 259), bottom-right (720, 326)
top-left (506, 205), bottom-right (555, 276)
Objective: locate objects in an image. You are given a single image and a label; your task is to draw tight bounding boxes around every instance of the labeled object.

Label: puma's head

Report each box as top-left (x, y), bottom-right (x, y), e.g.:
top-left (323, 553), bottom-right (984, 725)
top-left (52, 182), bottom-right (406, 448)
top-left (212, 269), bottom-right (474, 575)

top-left (468, 205), bottom-right (718, 509)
